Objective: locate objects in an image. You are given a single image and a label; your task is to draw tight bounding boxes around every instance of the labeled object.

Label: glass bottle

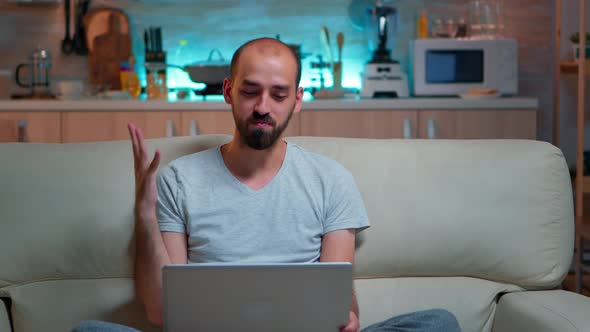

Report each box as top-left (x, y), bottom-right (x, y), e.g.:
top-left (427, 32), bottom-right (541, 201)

top-left (126, 57), bottom-right (141, 99)
top-left (417, 10), bottom-right (428, 39)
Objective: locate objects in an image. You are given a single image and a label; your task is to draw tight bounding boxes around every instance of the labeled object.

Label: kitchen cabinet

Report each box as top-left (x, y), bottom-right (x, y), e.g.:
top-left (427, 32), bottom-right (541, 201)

top-left (62, 111), bottom-right (181, 143)
top-left (180, 111), bottom-right (301, 137)
top-left (180, 111), bottom-right (235, 136)
top-left (417, 110), bottom-right (536, 139)
top-left (300, 110), bottom-right (418, 139)
top-left (0, 112), bottom-right (61, 143)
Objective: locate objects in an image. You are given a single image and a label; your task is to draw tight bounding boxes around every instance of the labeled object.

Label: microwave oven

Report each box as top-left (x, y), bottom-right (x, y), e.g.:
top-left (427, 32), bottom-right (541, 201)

top-left (411, 38), bottom-right (518, 96)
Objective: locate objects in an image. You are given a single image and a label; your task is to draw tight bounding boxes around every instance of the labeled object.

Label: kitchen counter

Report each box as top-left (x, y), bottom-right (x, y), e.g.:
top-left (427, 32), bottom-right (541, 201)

top-left (0, 96), bottom-right (538, 111)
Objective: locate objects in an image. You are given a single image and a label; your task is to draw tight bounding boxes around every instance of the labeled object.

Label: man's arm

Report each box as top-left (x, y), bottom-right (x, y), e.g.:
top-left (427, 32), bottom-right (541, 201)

top-left (134, 219), bottom-right (187, 327)
top-left (128, 123), bottom-right (188, 327)
top-left (319, 229), bottom-right (360, 331)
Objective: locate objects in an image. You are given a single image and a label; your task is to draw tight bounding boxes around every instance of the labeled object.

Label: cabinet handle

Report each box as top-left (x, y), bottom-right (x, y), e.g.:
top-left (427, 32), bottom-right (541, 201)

top-left (402, 118), bottom-right (412, 139)
top-left (189, 119), bottom-right (200, 136)
top-left (427, 118), bottom-right (437, 139)
top-left (165, 119), bottom-right (176, 137)
top-left (17, 119), bottom-right (28, 143)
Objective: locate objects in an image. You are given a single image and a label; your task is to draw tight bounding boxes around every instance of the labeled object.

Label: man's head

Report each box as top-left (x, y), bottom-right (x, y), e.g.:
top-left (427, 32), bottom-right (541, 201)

top-left (223, 37), bottom-right (303, 150)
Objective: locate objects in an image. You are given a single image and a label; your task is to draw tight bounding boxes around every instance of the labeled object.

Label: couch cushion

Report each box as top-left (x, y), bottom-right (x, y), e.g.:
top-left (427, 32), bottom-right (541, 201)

top-left (287, 137), bottom-right (574, 289)
top-left (355, 276), bottom-right (521, 332)
top-left (0, 278), bottom-right (158, 332)
top-left (0, 135), bottom-right (231, 288)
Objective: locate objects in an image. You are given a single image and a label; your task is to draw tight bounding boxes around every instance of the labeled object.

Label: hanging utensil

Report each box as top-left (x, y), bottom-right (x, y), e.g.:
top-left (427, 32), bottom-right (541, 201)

top-left (61, 0), bottom-right (74, 55)
top-left (320, 25), bottom-right (333, 65)
top-left (336, 32), bottom-right (344, 62)
top-left (73, 0), bottom-right (91, 55)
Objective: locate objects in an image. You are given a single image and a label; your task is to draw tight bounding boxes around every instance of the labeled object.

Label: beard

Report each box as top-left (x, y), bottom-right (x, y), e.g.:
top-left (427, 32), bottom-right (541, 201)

top-left (235, 108), bottom-right (294, 150)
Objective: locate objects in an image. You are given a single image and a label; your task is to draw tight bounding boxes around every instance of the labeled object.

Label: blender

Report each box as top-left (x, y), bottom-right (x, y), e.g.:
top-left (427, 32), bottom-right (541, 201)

top-left (360, 1), bottom-right (408, 98)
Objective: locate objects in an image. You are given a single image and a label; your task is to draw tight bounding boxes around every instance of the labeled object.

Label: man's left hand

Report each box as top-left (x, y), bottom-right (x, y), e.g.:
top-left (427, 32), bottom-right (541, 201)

top-left (340, 311), bottom-right (360, 332)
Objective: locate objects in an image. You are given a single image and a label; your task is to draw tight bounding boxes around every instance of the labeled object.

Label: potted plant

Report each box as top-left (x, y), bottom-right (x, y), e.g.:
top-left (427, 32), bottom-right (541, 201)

top-left (570, 32), bottom-right (590, 61)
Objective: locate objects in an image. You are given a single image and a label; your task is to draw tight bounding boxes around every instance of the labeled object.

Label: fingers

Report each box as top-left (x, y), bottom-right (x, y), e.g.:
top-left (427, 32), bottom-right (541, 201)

top-left (136, 126), bottom-right (149, 168)
top-left (128, 123), bottom-right (140, 165)
top-left (147, 149), bottom-right (161, 179)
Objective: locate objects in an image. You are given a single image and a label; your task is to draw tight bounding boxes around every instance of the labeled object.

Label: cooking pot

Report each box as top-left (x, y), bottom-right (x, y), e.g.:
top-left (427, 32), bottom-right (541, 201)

top-left (169, 49), bottom-right (229, 86)
top-left (170, 45), bottom-right (308, 86)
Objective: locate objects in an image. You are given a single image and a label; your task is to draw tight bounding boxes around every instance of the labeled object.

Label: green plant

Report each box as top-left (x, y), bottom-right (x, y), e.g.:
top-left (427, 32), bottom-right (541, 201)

top-left (570, 32), bottom-right (590, 44)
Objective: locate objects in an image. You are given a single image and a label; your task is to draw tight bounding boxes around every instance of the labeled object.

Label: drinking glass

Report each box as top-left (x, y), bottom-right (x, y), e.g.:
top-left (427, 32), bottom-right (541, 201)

top-left (470, 0), bottom-right (503, 39)
top-left (469, 1), bottom-right (484, 38)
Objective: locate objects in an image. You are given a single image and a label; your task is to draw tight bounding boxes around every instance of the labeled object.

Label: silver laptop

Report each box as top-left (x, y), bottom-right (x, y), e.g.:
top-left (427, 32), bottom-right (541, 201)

top-left (163, 262), bottom-right (352, 332)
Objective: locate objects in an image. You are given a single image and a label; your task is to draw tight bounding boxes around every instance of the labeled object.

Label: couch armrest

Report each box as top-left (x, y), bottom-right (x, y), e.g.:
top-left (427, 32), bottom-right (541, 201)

top-left (492, 290), bottom-right (590, 332)
top-left (0, 298), bottom-right (11, 332)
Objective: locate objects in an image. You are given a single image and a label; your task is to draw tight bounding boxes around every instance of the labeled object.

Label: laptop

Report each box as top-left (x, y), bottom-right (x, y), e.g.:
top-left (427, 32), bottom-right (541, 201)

top-left (163, 262), bottom-right (352, 332)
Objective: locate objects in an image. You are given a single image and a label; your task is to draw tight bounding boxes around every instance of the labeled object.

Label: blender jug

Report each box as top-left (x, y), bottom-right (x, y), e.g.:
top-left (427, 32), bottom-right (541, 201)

top-left (15, 47), bottom-right (52, 96)
top-left (365, 0), bottom-right (398, 63)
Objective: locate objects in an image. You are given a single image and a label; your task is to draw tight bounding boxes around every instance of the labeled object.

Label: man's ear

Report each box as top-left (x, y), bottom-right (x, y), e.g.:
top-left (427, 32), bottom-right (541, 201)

top-left (293, 87), bottom-right (304, 114)
top-left (223, 78), bottom-right (232, 104)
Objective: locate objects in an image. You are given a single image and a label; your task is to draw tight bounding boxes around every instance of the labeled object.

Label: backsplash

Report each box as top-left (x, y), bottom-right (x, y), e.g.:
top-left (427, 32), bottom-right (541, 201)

top-left (0, 1), bottom-right (555, 147)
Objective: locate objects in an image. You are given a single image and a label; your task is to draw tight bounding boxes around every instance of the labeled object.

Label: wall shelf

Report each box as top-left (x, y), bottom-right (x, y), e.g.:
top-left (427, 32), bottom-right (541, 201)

top-left (560, 60), bottom-right (590, 74)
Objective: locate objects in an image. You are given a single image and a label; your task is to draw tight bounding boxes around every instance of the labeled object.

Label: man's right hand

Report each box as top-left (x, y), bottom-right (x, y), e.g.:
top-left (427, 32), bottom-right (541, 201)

top-left (128, 122), bottom-right (161, 221)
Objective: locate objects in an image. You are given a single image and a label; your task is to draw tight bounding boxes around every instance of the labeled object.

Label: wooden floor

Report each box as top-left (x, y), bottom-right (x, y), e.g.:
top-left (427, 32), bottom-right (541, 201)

top-left (562, 273), bottom-right (590, 296)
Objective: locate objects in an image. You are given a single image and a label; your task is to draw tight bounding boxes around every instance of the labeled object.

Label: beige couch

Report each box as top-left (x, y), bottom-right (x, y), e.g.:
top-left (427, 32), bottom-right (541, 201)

top-left (0, 135), bottom-right (589, 332)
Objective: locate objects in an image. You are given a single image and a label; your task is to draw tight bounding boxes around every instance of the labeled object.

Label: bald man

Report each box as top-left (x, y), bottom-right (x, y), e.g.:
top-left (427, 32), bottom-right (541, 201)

top-left (73, 38), bottom-right (460, 332)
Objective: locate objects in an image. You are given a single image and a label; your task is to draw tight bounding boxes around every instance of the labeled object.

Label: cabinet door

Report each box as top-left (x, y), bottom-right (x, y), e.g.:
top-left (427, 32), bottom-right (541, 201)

top-left (418, 110), bottom-right (537, 139)
top-left (180, 111), bottom-right (301, 137)
top-left (62, 111), bottom-right (181, 142)
top-left (300, 110), bottom-right (418, 138)
top-left (180, 111), bottom-right (235, 136)
top-left (0, 112), bottom-right (61, 143)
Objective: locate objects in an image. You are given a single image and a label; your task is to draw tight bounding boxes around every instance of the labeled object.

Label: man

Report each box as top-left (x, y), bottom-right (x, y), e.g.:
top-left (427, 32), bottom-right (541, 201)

top-left (133, 36), bottom-right (368, 331)
top-left (74, 37), bottom-right (460, 332)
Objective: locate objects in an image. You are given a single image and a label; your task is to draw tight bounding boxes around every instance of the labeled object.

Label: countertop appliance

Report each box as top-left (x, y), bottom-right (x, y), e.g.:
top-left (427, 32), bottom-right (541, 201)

top-left (411, 38), bottom-right (518, 96)
top-left (360, 1), bottom-right (408, 98)
top-left (13, 46), bottom-right (54, 99)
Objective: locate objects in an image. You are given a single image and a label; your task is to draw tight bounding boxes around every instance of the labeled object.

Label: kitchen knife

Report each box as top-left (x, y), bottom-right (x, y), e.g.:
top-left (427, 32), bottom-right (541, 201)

top-left (144, 29), bottom-right (149, 52)
top-left (156, 27), bottom-right (162, 52)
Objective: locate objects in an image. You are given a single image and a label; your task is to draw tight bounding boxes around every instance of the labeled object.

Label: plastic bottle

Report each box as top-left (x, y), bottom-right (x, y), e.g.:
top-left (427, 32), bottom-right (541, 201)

top-left (418, 9), bottom-right (428, 39)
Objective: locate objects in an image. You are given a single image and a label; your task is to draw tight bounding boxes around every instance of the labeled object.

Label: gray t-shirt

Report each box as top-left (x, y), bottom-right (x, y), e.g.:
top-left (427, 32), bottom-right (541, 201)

top-left (156, 142), bottom-right (370, 263)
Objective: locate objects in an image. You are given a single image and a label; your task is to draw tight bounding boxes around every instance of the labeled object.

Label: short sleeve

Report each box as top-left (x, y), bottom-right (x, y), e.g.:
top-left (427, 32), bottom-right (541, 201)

top-left (323, 168), bottom-right (370, 235)
top-left (156, 165), bottom-right (186, 233)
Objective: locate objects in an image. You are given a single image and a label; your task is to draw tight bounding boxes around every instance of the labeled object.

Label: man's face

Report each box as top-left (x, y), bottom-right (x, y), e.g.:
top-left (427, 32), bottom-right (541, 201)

top-left (223, 44), bottom-right (303, 150)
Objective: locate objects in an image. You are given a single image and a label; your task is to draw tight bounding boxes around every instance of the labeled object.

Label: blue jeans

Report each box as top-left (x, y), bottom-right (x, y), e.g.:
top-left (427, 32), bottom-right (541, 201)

top-left (72, 309), bottom-right (461, 332)
top-left (361, 309), bottom-right (461, 332)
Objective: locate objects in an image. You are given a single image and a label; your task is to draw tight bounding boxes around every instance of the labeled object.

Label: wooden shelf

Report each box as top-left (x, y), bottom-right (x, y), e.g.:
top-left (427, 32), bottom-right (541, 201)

top-left (577, 216), bottom-right (590, 238)
top-left (560, 60), bottom-right (590, 74)
top-left (571, 175), bottom-right (590, 193)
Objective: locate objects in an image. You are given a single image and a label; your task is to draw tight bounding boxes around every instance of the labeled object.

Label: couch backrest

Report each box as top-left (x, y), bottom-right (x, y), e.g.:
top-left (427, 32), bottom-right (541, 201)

top-left (287, 137), bottom-right (574, 290)
top-left (0, 136), bottom-right (573, 291)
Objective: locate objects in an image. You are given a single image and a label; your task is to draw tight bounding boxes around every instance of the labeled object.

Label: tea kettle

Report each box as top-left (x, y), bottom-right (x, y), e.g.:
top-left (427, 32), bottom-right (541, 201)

top-left (15, 46), bottom-right (52, 96)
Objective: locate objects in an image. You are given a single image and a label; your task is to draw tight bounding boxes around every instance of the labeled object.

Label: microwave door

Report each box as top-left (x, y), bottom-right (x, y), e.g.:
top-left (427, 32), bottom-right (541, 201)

top-left (425, 50), bottom-right (485, 95)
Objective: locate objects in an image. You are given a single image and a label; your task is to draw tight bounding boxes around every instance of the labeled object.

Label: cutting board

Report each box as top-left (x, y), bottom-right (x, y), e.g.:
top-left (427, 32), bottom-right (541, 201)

top-left (84, 7), bottom-right (131, 90)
